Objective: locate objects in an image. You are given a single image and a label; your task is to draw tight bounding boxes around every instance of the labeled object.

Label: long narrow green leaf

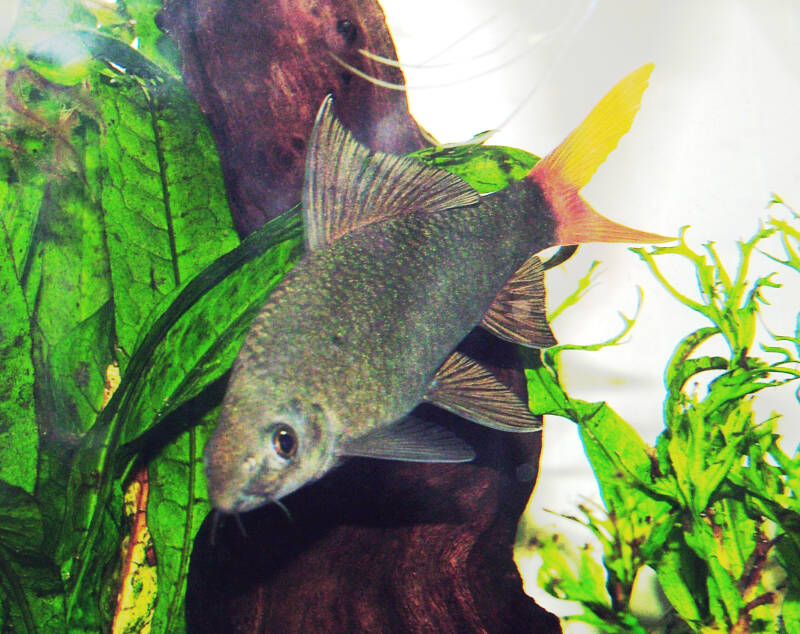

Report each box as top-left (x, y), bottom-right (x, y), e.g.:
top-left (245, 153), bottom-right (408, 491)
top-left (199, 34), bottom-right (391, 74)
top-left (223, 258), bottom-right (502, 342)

top-left (60, 209), bottom-right (301, 627)
top-left (0, 481), bottom-right (65, 633)
top-left (147, 407), bottom-right (216, 634)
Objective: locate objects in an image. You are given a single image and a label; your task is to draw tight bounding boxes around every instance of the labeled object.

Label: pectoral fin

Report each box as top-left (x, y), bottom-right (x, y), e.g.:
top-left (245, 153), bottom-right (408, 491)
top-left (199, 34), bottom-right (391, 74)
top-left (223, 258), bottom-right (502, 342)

top-left (480, 255), bottom-right (556, 348)
top-left (425, 351), bottom-right (542, 432)
top-left (337, 416), bottom-right (475, 462)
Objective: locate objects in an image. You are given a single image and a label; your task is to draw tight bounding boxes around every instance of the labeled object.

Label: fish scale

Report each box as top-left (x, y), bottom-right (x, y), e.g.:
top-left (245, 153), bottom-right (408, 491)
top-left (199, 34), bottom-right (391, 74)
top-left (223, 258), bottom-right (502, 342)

top-left (243, 182), bottom-right (551, 428)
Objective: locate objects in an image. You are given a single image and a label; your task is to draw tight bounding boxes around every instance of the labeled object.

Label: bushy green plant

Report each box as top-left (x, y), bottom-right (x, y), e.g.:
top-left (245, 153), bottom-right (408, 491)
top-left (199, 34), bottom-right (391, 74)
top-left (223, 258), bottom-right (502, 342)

top-left (526, 201), bottom-right (800, 632)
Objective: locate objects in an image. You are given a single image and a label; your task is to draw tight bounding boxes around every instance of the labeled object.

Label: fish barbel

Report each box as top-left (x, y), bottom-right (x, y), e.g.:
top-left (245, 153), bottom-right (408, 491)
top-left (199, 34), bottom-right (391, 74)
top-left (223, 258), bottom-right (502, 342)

top-left (204, 64), bottom-right (669, 513)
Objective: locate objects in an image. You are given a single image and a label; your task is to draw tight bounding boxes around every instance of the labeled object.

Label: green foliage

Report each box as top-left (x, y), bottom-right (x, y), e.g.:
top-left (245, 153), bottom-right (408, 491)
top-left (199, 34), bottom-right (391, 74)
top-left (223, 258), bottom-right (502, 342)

top-left (527, 206), bottom-right (800, 632)
top-left (0, 3), bottom-right (541, 629)
top-left (411, 143), bottom-right (538, 194)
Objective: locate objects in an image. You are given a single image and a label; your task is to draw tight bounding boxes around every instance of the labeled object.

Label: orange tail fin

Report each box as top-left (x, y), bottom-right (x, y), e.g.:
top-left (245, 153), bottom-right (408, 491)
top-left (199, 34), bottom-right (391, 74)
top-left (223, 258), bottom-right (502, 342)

top-left (529, 63), bottom-right (672, 245)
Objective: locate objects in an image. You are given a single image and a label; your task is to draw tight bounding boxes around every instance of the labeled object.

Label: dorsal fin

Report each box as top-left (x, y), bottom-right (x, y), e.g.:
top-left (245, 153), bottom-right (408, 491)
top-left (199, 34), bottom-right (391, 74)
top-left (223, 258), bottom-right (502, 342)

top-left (302, 96), bottom-right (480, 251)
top-left (480, 255), bottom-right (556, 348)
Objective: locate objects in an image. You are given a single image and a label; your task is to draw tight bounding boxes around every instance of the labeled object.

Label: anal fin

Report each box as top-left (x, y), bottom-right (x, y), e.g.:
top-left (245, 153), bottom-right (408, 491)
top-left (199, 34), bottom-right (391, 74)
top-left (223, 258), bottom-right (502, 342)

top-left (480, 255), bottom-right (556, 348)
top-left (337, 416), bottom-right (475, 463)
top-left (425, 351), bottom-right (542, 432)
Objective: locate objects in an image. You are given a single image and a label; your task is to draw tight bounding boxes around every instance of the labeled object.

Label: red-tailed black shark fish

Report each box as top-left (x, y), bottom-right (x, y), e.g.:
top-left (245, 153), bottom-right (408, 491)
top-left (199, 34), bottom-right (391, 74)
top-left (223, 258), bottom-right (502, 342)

top-left (204, 64), bottom-right (669, 513)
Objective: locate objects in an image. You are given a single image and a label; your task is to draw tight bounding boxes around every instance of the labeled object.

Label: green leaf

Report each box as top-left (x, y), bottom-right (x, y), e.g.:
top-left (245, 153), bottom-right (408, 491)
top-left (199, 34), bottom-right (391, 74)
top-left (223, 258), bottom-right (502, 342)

top-left (0, 193), bottom-right (37, 494)
top-left (0, 68), bottom-right (117, 551)
top-left (707, 553), bottom-right (743, 628)
top-left (29, 179), bottom-right (115, 555)
top-left (117, 209), bottom-right (302, 453)
top-left (575, 401), bottom-right (659, 503)
top-left (97, 78), bottom-right (238, 364)
top-left (653, 537), bottom-right (704, 624)
top-left (0, 154), bottom-right (44, 277)
top-left (525, 359), bottom-right (570, 416)
top-left (779, 539), bottom-right (800, 634)
top-left (60, 210), bottom-right (301, 628)
top-left (567, 610), bottom-right (649, 634)
top-left (0, 481), bottom-right (65, 633)
top-left (537, 536), bottom-right (611, 606)
top-left (123, 0), bottom-right (182, 75)
top-left (410, 144), bottom-right (538, 193)
top-left (148, 407), bottom-right (216, 634)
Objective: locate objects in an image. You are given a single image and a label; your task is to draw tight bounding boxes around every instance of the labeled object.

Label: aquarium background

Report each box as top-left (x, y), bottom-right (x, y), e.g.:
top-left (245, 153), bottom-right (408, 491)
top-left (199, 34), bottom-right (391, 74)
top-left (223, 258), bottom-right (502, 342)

top-left (378, 0), bottom-right (800, 626)
top-left (2, 0), bottom-right (800, 630)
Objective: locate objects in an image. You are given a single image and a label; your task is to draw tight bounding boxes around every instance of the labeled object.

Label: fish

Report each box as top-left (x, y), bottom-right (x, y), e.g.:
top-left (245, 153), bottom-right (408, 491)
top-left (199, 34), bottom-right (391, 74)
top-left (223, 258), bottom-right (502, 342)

top-left (204, 63), bottom-right (669, 514)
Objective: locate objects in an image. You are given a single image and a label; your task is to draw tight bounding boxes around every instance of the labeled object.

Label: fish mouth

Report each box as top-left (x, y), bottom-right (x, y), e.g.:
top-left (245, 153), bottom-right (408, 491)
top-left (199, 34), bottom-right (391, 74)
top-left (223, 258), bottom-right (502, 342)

top-left (208, 486), bottom-right (269, 515)
top-left (230, 492), bottom-right (269, 514)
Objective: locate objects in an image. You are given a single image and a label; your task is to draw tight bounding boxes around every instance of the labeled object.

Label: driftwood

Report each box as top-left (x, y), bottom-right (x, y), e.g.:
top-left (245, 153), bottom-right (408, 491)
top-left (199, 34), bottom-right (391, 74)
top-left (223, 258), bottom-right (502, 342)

top-left (159, 0), bottom-right (561, 631)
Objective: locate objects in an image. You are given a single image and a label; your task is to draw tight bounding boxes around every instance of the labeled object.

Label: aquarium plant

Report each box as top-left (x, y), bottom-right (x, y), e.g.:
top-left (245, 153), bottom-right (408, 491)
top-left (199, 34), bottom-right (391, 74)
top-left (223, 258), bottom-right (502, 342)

top-left (526, 199), bottom-right (800, 632)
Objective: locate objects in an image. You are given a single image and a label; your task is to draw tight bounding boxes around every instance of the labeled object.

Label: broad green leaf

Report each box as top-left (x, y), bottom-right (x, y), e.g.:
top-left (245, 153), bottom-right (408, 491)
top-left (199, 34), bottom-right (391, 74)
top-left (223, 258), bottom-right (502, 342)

top-left (0, 68), bottom-right (115, 549)
top-left (0, 154), bottom-right (44, 276)
top-left (58, 437), bottom-right (123, 631)
top-left (29, 179), bottom-right (114, 552)
top-left (97, 77), bottom-right (238, 364)
top-left (33, 178), bottom-right (112, 428)
top-left (118, 209), bottom-right (302, 452)
top-left (0, 185), bottom-right (36, 493)
top-left (48, 303), bottom-right (115, 432)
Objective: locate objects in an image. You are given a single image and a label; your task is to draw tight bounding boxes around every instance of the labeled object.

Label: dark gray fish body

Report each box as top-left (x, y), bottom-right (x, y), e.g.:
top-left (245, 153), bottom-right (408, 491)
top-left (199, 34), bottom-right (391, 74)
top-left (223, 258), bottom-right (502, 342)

top-left (205, 65), bottom-right (668, 513)
top-left (245, 182), bottom-right (552, 429)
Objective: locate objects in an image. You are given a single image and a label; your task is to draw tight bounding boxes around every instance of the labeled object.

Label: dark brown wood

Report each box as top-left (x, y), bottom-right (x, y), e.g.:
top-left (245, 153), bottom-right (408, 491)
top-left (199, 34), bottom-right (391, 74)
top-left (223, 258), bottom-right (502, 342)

top-left (159, 0), bottom-right (560, 631)
top-left (159, 0), bottom-right (429, 236)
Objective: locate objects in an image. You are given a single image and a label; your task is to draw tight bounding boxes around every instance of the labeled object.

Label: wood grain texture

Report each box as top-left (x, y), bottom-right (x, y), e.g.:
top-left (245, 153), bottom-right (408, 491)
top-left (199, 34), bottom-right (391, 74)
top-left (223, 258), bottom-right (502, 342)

top-left (160, 0), bottom-right (429, 236)
top-left (159, 0), bottom-right (560, 631)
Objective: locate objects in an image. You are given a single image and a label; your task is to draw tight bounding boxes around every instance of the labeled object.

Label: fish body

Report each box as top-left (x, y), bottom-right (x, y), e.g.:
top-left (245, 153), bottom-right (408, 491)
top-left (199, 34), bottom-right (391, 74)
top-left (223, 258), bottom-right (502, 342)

top-left (205, 64), bottom-right (668, 513)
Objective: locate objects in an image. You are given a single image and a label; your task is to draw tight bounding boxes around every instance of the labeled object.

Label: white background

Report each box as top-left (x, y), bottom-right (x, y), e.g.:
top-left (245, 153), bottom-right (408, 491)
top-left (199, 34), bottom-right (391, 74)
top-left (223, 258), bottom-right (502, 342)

top-left (379, 0), bottom-right (800, 627)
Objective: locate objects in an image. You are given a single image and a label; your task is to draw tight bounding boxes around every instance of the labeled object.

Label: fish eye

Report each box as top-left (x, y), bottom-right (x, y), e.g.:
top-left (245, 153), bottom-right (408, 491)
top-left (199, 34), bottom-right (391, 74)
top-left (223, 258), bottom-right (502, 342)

top-left (271, 424), bottom-right (298, 460)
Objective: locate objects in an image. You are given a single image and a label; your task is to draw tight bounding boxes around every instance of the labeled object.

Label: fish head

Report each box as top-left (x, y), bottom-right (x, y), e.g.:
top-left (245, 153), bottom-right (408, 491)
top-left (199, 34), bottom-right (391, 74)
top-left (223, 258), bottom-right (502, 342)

top-left (204, 387), bottom-right (335, 514)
